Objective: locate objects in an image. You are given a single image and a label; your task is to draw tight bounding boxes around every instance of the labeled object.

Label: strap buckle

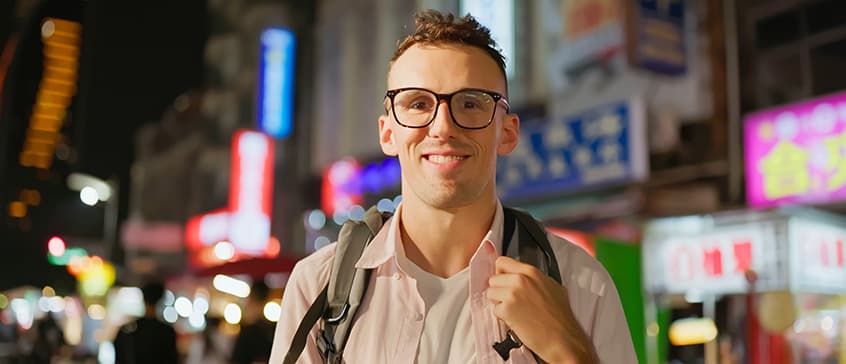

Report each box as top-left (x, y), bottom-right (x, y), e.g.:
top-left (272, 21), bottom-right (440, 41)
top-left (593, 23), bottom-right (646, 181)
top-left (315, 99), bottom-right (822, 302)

top-left (317, 329), bottom-right (337, 358)
top-left (492, 329), bottom-right (523, 361)
top-left (324, 303), bottom-right (350, 325)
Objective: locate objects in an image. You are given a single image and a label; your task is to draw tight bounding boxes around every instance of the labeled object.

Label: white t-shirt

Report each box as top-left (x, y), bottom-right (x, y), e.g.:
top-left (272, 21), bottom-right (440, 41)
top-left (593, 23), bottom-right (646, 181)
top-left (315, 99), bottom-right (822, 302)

top-left (397, 250), bottom-right (475, 364)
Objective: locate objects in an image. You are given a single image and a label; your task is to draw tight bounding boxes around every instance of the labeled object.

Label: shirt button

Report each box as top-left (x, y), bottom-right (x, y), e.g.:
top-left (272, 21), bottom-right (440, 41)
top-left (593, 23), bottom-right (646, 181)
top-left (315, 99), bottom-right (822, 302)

top-left (392, 273), bottom-right (401, 280)
top-left (411, 312), bottom-right (423, 321)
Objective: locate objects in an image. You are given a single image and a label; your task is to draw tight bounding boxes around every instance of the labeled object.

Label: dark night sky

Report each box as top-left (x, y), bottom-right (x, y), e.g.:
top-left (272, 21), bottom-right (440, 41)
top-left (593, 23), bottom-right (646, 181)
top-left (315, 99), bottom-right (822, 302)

top-left (0, 0), bottom-right (208, 291)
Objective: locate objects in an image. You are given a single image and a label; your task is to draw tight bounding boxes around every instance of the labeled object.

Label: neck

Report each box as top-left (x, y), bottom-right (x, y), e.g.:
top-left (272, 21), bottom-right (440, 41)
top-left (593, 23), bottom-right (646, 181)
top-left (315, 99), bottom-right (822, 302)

top-left (399, 193), bottom-right (498, 278)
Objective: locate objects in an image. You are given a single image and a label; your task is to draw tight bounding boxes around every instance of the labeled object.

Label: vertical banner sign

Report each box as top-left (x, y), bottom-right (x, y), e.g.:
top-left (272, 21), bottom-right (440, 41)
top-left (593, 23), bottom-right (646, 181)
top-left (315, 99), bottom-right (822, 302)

top-left (257, 28), bottom-right (296, 139)
top-left (745, 91), bottom-right (846, 208)
top-left (229, 131), bottom-right (274, 255)
top-left (21, 18), bottom-right (82, 169)
top-left (624, 0), bottom-right (686, 76)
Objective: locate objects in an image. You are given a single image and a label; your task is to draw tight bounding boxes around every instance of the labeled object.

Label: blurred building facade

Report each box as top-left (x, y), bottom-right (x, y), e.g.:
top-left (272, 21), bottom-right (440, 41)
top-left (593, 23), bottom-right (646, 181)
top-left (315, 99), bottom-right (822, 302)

top-left (3, 0), bottom-right (846, 362)
top-left (122, 0), bottom-right (316, 280)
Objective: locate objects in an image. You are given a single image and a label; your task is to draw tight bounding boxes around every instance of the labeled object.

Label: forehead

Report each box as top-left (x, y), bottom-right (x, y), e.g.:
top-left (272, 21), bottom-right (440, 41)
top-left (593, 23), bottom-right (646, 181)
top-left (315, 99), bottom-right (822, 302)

top-left (387, 43), bottom-right (505, 94)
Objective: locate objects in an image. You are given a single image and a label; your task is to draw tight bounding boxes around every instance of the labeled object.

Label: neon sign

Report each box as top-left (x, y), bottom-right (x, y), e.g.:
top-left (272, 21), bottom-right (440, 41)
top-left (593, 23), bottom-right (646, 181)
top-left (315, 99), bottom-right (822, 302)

top-left (745, 91), bottom-right (846, 208)
top-left (257, 28), bottom-right (295, 139)
top-left (20, 18), bottom-right (82, 169)
top-left (185, 130), bottom-right (275, 266)
top-left (321, 157), bottom-right (401, 216)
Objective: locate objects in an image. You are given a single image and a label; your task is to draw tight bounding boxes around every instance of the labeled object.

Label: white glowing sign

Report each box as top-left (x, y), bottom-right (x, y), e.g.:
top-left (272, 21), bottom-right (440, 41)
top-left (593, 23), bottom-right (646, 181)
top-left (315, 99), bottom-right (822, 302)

top-left (648, 226), bottom-right (769, 295)
top-left (460, 0), bottom-right (515, 79)
top-left (790, 219), bottom-right (846, 294)
top-left (229, 131), bottom-right (272, 255)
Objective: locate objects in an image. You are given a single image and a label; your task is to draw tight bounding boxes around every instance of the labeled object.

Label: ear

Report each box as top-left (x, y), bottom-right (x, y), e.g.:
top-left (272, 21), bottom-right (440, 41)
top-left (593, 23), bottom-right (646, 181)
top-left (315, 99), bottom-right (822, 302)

top-left (378, 115), bottom-right (398, 156)
top-left (497, 113), bottom-right (519, 155)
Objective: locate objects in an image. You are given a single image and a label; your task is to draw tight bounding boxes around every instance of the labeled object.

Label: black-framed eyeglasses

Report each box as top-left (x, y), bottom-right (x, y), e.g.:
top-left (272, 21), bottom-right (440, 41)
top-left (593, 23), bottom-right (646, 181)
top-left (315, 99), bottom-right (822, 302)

top-left (384, 87), bottom-right (510, 130)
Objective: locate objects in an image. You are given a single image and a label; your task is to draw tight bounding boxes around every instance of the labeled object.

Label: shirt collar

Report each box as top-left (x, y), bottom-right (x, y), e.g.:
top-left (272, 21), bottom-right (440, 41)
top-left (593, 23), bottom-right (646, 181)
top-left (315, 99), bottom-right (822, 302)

top-left (354, 204), bottom-right (402, 269)
top-left (355, 200), bottom-right (506, 269)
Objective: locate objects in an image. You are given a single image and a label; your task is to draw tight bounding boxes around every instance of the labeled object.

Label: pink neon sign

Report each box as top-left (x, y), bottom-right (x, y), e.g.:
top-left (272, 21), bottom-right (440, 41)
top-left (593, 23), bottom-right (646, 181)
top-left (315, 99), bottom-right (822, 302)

top-left (745, 91), bottom-right (846, 208)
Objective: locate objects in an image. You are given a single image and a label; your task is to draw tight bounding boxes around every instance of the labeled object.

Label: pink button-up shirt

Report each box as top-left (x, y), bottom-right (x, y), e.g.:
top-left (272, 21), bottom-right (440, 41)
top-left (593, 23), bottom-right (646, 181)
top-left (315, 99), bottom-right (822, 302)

top-left (270, 203), bottom-right (637, 363)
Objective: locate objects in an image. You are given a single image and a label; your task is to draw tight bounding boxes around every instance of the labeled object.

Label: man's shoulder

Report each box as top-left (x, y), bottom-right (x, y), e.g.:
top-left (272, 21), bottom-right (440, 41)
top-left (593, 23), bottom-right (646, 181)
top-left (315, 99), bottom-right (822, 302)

top-left (288, 242), bottom-right (337, 290)
top-left (136, 317), bottom-right (176, 335)
top-left (545, 233), bottom-right (615, 297)
top-left (293, 242), bottom-right (337, 272)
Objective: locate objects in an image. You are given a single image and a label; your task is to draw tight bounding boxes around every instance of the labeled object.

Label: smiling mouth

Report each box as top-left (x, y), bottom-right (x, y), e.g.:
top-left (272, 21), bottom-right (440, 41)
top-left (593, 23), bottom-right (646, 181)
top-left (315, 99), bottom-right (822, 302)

top-left (425, 155), bottom-right (468, 163)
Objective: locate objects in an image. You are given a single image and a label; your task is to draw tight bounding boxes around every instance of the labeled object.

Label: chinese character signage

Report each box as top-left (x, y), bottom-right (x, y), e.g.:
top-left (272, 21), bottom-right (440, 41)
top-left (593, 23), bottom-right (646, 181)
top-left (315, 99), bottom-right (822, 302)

top-left (257, 28), bottom-right (296, 139)
top-left (745, 91), bottom-right (846, 208)
top-left (790, 219), bottom-right (846, 294)
top-left (624, 0), bottom-right (686, 76)
top-left (659, 229), bottom-right (761, 294)
top-left (645, 224), bottom-right (771, 295)
top-left (496, 99), bottom-right (648, 202)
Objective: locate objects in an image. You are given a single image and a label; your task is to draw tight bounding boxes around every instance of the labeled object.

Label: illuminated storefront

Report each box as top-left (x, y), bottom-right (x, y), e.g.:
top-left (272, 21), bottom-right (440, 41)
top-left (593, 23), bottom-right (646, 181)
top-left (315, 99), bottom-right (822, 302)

top-left (643, 206), bottom-right (846, 364)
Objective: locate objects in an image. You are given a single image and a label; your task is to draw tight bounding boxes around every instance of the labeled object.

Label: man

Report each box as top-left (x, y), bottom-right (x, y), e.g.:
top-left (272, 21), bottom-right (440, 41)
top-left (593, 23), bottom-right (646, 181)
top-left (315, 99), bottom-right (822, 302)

top-left (271, 10), bottom-right (636, 363)
top-left (230, 281), bottom-right (276, 364)
top-left (113, 281), bottom-right (179, 364)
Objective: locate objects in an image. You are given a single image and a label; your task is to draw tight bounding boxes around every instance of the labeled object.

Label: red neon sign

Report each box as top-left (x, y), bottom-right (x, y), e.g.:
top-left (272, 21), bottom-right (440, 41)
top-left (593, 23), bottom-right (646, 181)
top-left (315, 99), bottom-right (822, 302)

top-left (321, 158), bottom-right (362, 216)
top-left (184, 130), bottom-right (276, 266)
top-left (229, 130), bottom-right (274, 255)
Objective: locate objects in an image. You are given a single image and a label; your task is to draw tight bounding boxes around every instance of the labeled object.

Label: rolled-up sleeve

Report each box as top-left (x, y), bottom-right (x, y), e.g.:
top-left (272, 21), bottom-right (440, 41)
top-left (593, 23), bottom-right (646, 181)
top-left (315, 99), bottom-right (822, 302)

top-left (591, 276), bottom-right (637, 363)
top-left (548, 234), bottom-right (638, 364)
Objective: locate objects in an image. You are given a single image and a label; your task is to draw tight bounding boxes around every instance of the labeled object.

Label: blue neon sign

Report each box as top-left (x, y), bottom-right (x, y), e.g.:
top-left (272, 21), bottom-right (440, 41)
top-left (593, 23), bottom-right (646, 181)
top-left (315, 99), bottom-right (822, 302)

top-left (257, 28), bottom-right (296, 139)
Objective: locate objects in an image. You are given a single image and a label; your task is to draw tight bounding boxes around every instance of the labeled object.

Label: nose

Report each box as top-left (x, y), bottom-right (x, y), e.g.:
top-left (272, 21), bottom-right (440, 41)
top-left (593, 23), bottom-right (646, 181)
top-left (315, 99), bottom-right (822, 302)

top-left (427, 100), bottom-right (458, 139)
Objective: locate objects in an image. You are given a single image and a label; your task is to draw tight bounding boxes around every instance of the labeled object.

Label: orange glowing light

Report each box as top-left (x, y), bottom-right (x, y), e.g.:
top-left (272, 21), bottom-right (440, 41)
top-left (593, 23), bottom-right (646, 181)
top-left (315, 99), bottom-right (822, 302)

top-left (8, 201), bottom-right (26, 218)
top-left (265, 236), bottom-right (281, 258)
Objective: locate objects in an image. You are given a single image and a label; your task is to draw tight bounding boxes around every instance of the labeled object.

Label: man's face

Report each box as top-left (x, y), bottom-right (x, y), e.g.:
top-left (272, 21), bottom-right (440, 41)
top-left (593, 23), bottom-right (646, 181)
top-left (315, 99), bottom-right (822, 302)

top-left (378, 43), bottom-right (519, 210)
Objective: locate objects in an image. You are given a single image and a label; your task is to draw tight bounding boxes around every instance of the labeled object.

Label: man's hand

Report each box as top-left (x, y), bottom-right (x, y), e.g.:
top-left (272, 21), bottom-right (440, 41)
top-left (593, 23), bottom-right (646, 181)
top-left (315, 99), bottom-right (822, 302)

top-left (486, 256), bottom-right (599, 364)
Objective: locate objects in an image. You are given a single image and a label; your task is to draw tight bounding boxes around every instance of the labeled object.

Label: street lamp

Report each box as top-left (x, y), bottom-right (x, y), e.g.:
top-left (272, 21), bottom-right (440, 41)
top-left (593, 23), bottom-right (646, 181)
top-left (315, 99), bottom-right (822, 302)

top-left (66, 173), bottom-right (119, 260)
top-left (67, 173), bottom-right (112, 203)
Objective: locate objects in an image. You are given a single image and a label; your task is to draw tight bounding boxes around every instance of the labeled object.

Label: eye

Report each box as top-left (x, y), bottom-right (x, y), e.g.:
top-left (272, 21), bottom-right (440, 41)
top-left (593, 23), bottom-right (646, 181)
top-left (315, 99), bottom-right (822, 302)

top-left (455, 92), bottom-right (491, 112)
top-left (462, 100), bottom-right (481, 109)
top-left (395, 91), bottom-right (435, 112)
top-left (409, 100), bottom-right (430, 110)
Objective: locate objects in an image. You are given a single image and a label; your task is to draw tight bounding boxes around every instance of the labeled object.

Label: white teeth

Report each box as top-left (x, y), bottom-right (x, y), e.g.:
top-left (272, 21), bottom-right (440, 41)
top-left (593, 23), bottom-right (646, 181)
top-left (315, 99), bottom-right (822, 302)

top-left (428, 155), bottom-right (466, 163)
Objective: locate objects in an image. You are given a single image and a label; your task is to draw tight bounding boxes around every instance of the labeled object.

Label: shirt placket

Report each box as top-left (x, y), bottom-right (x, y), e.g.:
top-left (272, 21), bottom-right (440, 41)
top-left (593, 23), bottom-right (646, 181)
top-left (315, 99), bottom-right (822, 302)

top-left (391, 264), bottom-right (426, 364)
top-left (469, 242), bottom-right (504, 364)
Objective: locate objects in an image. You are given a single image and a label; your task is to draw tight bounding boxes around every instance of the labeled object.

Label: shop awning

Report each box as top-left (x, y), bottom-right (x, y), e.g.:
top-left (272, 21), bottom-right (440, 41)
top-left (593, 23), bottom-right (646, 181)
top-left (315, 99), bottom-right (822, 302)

top-left (190, 255), bottom-right (301, 280)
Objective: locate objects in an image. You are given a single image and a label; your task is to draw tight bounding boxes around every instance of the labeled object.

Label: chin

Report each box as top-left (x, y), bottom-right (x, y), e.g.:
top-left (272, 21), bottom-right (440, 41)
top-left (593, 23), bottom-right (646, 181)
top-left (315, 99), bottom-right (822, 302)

top-left (419, 186), bottom-right (484, 210)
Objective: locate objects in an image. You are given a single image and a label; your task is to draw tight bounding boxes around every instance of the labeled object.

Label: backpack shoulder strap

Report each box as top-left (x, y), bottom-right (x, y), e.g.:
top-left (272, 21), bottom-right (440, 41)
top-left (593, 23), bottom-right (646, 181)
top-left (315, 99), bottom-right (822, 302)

top-left (283, 286), bottom-right (327, 364)
top-left (284, 206), bottom-right (389, 364)
top-left (503, 207), bottom-right (562, 284)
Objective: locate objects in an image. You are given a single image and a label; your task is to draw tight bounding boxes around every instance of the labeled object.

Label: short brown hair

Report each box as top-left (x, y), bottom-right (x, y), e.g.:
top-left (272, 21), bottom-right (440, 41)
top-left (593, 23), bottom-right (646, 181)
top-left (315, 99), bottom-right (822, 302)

top-left (390, 10), bottom-right (507, 86)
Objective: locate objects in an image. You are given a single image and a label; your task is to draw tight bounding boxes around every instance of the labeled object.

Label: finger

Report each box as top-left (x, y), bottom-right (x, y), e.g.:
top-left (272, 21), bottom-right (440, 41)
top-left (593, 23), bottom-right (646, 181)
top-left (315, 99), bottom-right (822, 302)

top-left (495, 256), bottom-right (541, 278)
top-left (488, 273), bottom-right (524, 288)
top-left (485, 287), bottom-right (514, 304)
top-left (491, 301), bottom-right (509, 321)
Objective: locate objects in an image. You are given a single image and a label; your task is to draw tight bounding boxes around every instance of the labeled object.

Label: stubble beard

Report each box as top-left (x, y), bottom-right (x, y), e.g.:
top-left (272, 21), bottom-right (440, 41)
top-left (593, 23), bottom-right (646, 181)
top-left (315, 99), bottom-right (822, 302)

top-left (412, 177), bottom-right (487, 210)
